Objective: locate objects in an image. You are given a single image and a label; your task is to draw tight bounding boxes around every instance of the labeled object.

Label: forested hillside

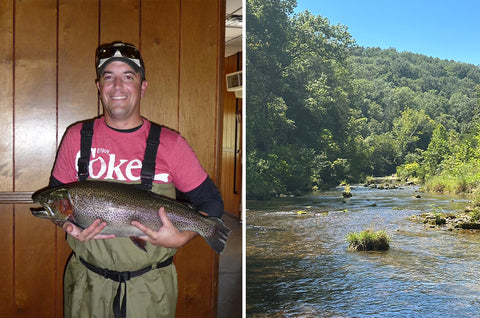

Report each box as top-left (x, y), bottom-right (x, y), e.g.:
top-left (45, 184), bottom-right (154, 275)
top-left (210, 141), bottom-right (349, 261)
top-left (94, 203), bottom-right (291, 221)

top-left (246, 0), bottom-right (480, 199)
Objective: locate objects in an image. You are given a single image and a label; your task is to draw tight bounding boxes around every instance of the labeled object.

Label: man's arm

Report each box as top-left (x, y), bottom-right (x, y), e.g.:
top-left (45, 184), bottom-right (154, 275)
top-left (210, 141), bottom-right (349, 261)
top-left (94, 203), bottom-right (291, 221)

top-left (183, 177), bottom-right (224, 218)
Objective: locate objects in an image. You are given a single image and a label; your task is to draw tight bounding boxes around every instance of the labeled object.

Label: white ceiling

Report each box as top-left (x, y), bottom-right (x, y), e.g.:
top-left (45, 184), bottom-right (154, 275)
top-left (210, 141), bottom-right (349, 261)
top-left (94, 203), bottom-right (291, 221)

top-left (225, 0), bottom-right (243, 57)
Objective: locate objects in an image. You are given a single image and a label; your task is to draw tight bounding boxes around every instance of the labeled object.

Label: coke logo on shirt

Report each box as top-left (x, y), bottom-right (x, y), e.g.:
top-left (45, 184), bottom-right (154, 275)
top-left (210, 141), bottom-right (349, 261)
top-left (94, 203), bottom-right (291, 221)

top-left (74, 148), bottom-right (169, 182)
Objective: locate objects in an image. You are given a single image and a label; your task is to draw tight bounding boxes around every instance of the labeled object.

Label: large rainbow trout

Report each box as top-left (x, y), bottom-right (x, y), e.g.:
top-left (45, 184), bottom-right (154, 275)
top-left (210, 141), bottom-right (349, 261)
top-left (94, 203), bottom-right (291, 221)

top-left (31, 181), bottom-right (230, 254)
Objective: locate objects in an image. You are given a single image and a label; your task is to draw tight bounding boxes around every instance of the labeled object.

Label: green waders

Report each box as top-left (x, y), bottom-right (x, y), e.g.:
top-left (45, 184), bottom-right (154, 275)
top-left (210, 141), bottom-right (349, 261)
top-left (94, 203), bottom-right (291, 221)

top-left (64, 248), bottom-right (177, 318)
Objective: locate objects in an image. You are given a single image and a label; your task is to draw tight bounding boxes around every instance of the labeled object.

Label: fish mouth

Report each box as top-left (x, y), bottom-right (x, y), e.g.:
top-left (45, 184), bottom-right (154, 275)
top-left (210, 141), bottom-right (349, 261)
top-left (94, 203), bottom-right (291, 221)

top-left (30, 207), bottom-right (51, 218)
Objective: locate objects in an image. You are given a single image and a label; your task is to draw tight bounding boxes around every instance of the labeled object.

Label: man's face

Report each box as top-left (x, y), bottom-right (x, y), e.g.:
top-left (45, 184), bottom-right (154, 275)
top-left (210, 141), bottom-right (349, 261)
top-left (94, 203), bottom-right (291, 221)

top-left (96, 61), bottom-right (148, 123)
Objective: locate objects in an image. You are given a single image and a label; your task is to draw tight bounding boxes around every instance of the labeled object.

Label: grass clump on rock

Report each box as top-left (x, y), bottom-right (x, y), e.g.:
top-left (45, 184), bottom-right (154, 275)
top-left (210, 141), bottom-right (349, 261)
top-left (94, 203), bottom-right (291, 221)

top-left (346, 229), bottom-right (390, 251)
top-left (341, 183), bottom-right (352, 198)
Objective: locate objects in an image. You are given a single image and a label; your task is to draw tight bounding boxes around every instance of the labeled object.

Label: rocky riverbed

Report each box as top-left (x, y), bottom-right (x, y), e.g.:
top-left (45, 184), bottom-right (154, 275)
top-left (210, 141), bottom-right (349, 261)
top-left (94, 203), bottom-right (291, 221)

top-left (361, 176), bottom-right (480, 231)
top-left (411, 208), bottom-right (480, 230)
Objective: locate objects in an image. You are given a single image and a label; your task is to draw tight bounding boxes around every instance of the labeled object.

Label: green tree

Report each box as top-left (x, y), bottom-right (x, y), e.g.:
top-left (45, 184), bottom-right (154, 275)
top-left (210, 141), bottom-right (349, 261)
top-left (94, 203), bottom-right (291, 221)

top-left (283, 10), bottom-right (355, 152)
top-left (391, 108), bottom-right (435, 164)
top-left (366, 133), bottom-right (397, 176)
top-left (423, 124), bottom-right (450, 176)
top-left (246, 0), bottom-right (296, 153)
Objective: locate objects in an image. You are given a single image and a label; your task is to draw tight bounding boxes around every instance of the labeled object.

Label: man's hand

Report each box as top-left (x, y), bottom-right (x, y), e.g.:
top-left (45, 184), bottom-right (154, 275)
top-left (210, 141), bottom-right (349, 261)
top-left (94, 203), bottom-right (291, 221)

top-left (131, 207), bottom-right (199, 248)
top-left (63, 219), bottom-right (116, 242)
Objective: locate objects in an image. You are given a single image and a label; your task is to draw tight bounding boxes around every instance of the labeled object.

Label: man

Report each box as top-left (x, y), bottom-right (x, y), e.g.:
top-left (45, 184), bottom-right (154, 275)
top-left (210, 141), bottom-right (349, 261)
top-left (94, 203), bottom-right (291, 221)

top-left (49, 41), bottom-right (224, 318)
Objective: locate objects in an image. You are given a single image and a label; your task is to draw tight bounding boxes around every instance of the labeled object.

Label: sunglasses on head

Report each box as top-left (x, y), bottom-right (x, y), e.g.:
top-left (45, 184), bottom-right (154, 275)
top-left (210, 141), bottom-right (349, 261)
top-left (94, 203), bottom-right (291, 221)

top-left (95, 43), bottom-right (144, 69)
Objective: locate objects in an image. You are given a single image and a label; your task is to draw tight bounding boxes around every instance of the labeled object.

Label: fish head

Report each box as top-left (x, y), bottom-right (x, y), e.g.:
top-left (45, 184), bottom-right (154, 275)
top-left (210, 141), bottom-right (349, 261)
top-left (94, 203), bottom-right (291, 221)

top-left (31, 187), bottom-right (74, 222)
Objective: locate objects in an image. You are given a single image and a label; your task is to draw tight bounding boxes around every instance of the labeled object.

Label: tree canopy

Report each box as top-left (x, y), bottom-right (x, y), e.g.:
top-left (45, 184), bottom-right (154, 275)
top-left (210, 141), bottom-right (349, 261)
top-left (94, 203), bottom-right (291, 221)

top-left (246, 0), bottom-right (480, 199)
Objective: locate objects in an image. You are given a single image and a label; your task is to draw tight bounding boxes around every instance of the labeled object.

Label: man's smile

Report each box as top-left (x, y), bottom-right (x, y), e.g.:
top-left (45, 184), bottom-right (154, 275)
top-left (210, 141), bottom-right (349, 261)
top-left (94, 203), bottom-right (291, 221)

top-left (111, 95), bottom-right (128, 100)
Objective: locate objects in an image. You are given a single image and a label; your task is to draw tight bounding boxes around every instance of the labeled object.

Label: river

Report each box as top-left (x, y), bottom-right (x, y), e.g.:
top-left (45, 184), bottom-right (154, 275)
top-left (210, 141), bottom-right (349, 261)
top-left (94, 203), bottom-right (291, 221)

top-left (246, 185), bottom-right (480, 317)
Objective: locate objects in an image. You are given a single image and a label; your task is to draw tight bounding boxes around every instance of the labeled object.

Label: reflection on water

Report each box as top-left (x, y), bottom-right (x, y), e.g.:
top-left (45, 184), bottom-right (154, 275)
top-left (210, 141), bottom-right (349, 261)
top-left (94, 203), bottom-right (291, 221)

top-left (246, 186), bottom-right (480, 317)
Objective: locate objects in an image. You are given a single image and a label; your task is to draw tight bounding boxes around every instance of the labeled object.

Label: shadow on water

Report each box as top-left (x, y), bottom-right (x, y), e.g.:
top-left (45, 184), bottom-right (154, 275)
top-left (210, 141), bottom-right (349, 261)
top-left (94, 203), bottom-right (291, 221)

top-left (246, 185), bottom-right (480, 317)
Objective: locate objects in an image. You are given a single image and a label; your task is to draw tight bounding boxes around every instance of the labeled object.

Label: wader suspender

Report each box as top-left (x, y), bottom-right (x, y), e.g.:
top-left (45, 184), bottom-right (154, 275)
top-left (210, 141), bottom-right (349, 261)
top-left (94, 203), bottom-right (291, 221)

top-left (140, 122), bottom-right (162, 190)
top-left (77, 120), bottom-right (169, 318)
top-left (78, 120), bottom-right (94, 181)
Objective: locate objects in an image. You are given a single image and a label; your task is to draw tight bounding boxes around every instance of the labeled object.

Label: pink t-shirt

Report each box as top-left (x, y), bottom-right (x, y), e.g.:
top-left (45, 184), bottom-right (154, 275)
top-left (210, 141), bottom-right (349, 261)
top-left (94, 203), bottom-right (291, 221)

top-left (52, 117), bottom-right (207, 193)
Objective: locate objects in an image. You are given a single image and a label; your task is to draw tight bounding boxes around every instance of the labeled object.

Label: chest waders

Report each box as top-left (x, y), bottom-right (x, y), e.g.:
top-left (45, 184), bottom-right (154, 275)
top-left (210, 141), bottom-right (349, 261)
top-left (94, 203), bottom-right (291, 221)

top-left (77, 119), bottom-right (172, 318)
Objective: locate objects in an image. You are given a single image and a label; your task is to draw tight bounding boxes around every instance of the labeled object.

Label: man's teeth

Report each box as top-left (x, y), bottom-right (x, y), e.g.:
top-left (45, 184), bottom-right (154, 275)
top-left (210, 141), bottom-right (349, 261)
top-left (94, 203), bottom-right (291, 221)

top-left (111, 96), bottom-right (127, 100)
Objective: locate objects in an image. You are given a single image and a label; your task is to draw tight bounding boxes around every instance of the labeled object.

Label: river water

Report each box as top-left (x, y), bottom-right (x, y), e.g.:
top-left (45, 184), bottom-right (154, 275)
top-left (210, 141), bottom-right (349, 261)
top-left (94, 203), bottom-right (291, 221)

top-left (246, 185), bottom-right (480, 317)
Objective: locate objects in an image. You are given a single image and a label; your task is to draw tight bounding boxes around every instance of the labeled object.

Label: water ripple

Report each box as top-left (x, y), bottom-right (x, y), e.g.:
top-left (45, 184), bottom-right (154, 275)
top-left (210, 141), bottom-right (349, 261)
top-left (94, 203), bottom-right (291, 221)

top-left (247, 186), bottom-right (480, 317)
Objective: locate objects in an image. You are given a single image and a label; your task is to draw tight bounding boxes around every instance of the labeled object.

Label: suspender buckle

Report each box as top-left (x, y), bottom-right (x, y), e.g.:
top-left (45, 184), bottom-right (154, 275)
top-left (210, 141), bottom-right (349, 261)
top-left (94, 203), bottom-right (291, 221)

top-left (77, 158), bottom-right (90, 176)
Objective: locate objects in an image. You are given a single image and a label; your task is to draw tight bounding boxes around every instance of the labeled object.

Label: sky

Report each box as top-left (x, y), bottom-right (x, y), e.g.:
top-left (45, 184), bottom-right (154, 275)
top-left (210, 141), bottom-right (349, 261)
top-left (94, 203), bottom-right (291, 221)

top-left (294, 0), bottom-right (480, 66)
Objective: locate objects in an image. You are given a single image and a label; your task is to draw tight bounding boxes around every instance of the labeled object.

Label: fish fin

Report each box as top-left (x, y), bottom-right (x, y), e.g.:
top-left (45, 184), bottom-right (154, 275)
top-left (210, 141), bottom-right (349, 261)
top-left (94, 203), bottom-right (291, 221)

top-left (50, 219), bottom-right (66, 227)
top-left (202, 218), bottom-right (231, 254)
top-left (129, 236), bottom-right (148, 252)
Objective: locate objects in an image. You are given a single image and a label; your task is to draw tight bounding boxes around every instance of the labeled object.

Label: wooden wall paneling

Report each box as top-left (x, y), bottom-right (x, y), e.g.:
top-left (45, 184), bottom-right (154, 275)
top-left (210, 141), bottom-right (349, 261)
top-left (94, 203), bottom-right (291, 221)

top-left (0, 205), bottom-right (14, 317)
top-left (140, 0), bottom-right (180, 129)
top-left (15, 0), bottom-right (57, 190)
top-left (58, 0), bottom-right (100, 135)
top-left (100, 0), bottom-right (140, 45)
top-left (15, 0), bottom-right (58, 316)
top-left (0, 0), bottom-right (13, 191)
top-left (175, 1), bottom-right (224, 317)
top-left (15, 204), bottom-right (57, 317)
top-left (178, 0), bottom-right (222, 174)
top-left (176, 239), bottom-right (218, 317)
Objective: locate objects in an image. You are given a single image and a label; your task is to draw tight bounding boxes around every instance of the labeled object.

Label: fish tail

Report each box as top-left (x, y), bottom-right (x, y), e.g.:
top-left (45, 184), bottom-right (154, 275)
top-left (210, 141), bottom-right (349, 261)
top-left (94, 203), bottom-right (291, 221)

top-left (203, 217), bottom-right (231, 254)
